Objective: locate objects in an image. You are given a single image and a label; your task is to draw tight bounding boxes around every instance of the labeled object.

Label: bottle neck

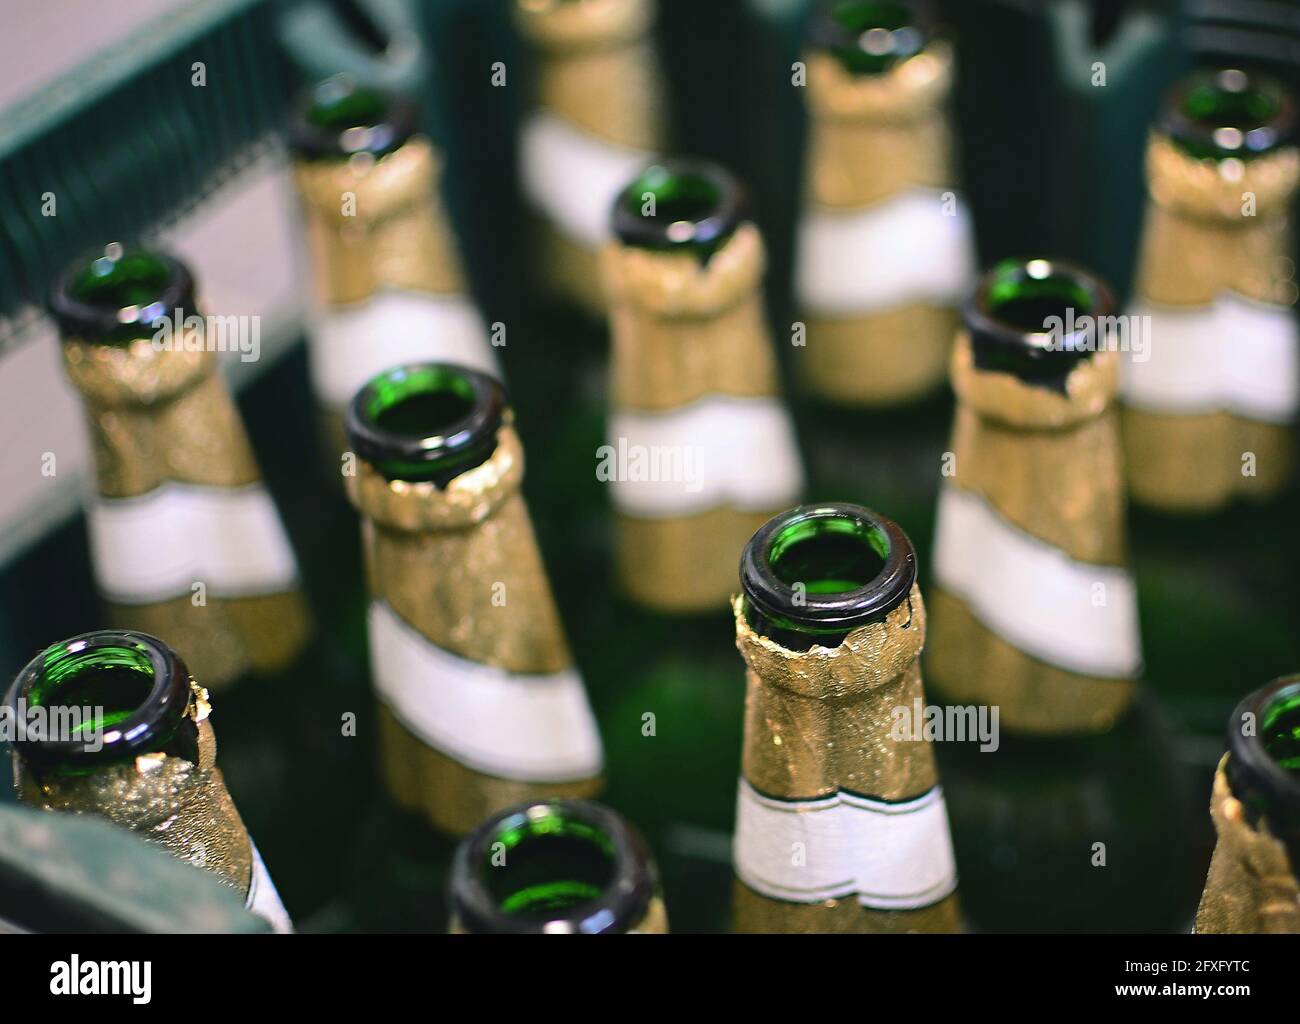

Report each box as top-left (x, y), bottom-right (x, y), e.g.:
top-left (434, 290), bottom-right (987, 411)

top-left (1161, 68), bottom-right (1295, 162)
top-left (613, 159), bottom-right (744, 264)
top-left (346, 363), bottom-right (507, 486)
top-left (963, 257), bottom-right (1114, 394)
top-left (7, 631), bottom-right (196, 777)
top-left (1226, 677), bottom-right (1300, 870)
top-left (810, 0), bottom-right (933, 76)
top-left (290, 76), bottom-right (418, 161)
top-left (450, 800), bottom-right (657, 934)
top-left (740, 503), bottom-right (916, 651)
top-left (50, 245), bottom-right (196, 346)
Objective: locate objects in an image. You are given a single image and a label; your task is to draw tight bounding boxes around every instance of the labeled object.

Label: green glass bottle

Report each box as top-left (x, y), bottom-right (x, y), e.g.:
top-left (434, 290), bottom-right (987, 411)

top-left (5, 630), bottom-right (291, 932)
top-left (449, 799), bottom-right (667, 933)
top-left (1197, 677), bottom-right (1300, 933)
top-left (731, 503), bottom-right (961, 933)
top-left (49, 244), bottom-right (312, 691)
top-left (345, 362), bottom-right (603, 837)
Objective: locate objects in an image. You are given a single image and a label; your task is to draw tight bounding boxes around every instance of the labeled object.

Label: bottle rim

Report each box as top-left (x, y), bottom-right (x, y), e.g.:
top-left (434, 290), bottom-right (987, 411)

top-left (1161, 68), bottom-right (1297, 161)
top-left (48, 245), bottom-right (195, 342)
top-left (345, 362), bottom-right (506, 484)
top-left (289, 75), bottom-right (418, 160)
top-left (611, 158), bottom-right (745, 257)
top-left (740, 503), bottom-right (917, 637)
top-left (1226, 675), bottom-right (1300, 830)
top-left (449, 800), bottom-right (657, 934)
top-left (6, 630), bottom-right (191, 769)
top-left (963, 257), bottom-right (1115, 388)
top-left (808, 0), bottom-right (936, 74)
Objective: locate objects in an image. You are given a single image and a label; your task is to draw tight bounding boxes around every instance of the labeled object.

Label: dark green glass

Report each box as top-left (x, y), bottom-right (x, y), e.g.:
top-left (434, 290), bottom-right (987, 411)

top-left (49, 245), bottom-right (193, 346)
top-left (449, 800), bottom-right (659, 934)
top-left (613, 159), bottom-right (744, 263)
top-left (290, 75), bottom-right (416, 160)
top-left (345, 362), bottom-right (505, 485)
top-left (740, 503), bottom-right (916, 651)
top-left (964, 257), bottom-right (1111, 391)
top-left (812, 1), bottom-right (930, 75)
top-left (6, 631), bottom-right (196, 779)
top-left (1162, 68), bottom-right (1295, 162)
top-left (1225, 677), bottom-right (1300, 871)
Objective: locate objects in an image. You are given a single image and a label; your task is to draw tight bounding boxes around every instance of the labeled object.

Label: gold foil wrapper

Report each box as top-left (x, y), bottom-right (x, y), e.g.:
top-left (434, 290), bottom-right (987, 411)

top-left (732, 587), bottom-right (961, 933)
top-left (1196, 756), bottom-right (1300, 934)
top-left (533, 214), bottom-right (608, 317)
top-left (348, 425), bottom-right (602, 834)
top-left (515, 0), bottom-right (664, 151)
top-left (63, 335), bottom-right (311, 690)
top-left (799, 45), bottom-right (960, 404)
top-left (1124, 135), bottom-right (1300, 510)
top-left (926, 335), bottom-right (1137, 733)
top-left (15, 689), bottom-right (254, 897)
top-left (293, 138), bottom-right (466, 307)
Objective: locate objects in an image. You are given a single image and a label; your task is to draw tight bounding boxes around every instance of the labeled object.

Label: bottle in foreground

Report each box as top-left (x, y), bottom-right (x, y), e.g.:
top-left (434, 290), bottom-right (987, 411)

top-left (1196, 677), bottom-right (1300, 933)
top-left (449, 799), bottom-right (667, 933)
top-left (291, 76), bottom-right (498, 456)
top-left (731, 503), bottom-right (960, 933)
top-left (1121, 68), bottom-right (1299, 512)
top-left (926, 258), bottom-right (1141, 734)
top-left (795, 0), bottom-right (975, 406)
top-left (515, 0), bottom-right (665, 314)
top-left (346, 363), bottom-right (603, 834)
top-left (5, 630), bottom-right (292, 933)
top-left (603, 159), bottom-right (804, 613)
top-left (50, 245), bottom-right (311, 689)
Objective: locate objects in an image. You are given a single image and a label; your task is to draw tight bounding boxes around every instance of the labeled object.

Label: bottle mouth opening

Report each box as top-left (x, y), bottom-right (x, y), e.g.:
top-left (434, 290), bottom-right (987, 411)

top-left (964, 257), bottom-right (1114, 388)
top-left (1162, 68), bottom-right (1296, 161)
top-left (346, 362), bottom-right (506, 485)
top-left (810, 0), bottom-right (932, 75)
top-left (612, 159), bottom-right (744, 260)
top-left (1227, 676), bottom-right (1300, 830)
top-left (49, 245), bottom-right (194, 343)
top-left (451, 801), bottom-right (654, 934)
top-left (740, 503), bottom-right (916, 643)
top-left (6, 631), bottom-right (191, 770)
top-left (290, 76), bottom-right (417, 160)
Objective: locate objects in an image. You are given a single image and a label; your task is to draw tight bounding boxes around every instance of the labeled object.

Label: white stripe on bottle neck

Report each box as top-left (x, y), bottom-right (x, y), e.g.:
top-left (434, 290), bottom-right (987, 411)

top-left (733, 779), bottom-right (958, 910)
top-left (931, 485), bottom-right (1142, 679)
top-left (1121, 294), bottom-right (1298, 423)
top-left (87, 482), bottom-right (299, 606)
top-left (606, 395), bottom-right (804, 518)
top-left (245, 840), bottom-right (293, 934)
top-left (367, 600), bottom-right (604, 783)
top-left (308, 290), bottom-right (499, 412)
top-left (795, 186), bottom-right (976, 315)
top-left (521, 111), bottom-right (655, 249)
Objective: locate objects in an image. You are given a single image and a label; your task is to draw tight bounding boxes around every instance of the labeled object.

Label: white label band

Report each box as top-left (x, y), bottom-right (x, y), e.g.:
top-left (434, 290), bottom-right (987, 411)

top-left (1120, 294), bottom-right (1298, 423)
top-left (367, 601), bottom-right (604, 782)
top-left (246, 840), bottom-right (293, 934)
top-left (87, 483), bottom-right (299, 606)
top-left (606, 395), bottom-right (804, 517)
top-left (931, 485), bottom-right (1142, 679)
top-left (733, 779), bottom-right (958, 910)
top-left (309, 290), bottom-right (499, 411)
top-left (521, 112), bottom-right (654, 248)
top-left (795, 187), bottom-right (976, 315)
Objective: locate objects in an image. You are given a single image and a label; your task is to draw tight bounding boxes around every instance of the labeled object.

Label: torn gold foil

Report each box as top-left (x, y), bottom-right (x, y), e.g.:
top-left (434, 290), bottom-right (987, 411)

top-left (1124, 134), bottom-right (1299, 509)
top-left (293, 138), bottom-right (466, 307)
top-left (731, 588), bottom-right (962, 933)
top-left (15, 687), bottom-right (254, 897)
top-left (799, 44), bottom-right (960, 405)
top-left (603, 224), bottom-right (795, 613)
top-left (1196, 756), bottom-right (1300, 934)
top-left (926, 334), bottom-right (1137, 734)
top-left (348, 424), bottom-right (602, 833)
top-left (63, 334), bottom-right (311, 690)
